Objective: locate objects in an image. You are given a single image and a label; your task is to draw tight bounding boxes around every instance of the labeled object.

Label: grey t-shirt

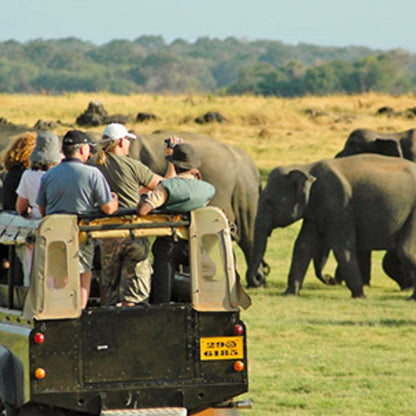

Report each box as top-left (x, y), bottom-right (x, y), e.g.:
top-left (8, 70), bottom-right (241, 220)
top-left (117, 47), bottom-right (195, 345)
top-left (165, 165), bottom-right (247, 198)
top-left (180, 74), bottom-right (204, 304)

top-left (36, 158), bottom-right (113, 215)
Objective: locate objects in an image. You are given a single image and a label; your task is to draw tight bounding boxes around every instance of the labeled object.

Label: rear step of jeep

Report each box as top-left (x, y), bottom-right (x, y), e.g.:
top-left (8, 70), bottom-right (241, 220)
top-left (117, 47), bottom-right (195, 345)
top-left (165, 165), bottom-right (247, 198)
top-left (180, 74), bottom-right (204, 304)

top-left (101, 408), bottom-right (186, 416)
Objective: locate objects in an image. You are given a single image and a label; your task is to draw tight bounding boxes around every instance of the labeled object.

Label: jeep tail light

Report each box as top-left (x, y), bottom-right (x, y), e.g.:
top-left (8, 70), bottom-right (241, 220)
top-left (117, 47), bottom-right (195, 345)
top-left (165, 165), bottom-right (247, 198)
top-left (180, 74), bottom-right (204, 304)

top-left (233, 360), bottom-right (244, 372)
top-left (234, 324), bottom-right (244, 335)
top-left (34, 368), bottom-right (46, 380)
top-left (34, 332), bottom-right (45, 344)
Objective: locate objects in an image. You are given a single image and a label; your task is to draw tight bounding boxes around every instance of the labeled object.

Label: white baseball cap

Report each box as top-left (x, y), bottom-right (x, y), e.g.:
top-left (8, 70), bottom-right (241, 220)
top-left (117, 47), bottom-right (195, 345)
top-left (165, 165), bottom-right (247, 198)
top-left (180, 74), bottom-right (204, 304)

top-left (102, 123), bottom-right (137, 142)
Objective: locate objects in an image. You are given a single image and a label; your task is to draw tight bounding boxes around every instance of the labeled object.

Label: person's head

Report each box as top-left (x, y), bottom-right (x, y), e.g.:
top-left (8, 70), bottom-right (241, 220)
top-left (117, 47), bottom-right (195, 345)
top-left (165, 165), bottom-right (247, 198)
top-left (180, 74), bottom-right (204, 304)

top-left (1, 132), bottom-right (36, 171)
top-left (62, 130), bottom-right (94, 162)
top-left (169, 143), bottom-right (201, 174)
top-left (29, 131), bottom-right (62, 171)
top-left (94, 123), bottom-right (137, 165)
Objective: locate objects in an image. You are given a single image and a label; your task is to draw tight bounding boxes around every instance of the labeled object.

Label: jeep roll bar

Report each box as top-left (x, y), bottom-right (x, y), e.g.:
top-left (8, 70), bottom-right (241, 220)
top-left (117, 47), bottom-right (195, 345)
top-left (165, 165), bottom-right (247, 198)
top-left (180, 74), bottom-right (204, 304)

top-left (0, 207), bottom-right (250, 321)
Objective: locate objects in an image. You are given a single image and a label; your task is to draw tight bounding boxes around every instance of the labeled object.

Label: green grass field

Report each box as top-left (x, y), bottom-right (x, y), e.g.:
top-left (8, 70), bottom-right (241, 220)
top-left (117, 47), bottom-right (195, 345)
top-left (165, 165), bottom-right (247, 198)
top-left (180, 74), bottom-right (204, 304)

top-left (2, 93), bottom-right (416, 415)
top-left (237, 225), bottom-right (416, 416)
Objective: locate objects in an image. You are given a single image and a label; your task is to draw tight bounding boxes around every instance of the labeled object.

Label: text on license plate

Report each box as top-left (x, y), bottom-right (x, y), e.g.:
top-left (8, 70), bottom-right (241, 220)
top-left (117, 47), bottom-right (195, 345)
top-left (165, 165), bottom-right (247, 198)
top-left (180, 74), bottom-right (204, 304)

top-left (200, 336), bottom-right (244, 360)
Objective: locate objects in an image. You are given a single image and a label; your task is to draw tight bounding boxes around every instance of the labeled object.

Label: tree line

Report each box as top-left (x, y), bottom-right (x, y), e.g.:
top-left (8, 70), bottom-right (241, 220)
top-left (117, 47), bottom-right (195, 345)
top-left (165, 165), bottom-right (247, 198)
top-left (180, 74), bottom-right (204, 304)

top-left (0, 36), bottom-right (415, 96)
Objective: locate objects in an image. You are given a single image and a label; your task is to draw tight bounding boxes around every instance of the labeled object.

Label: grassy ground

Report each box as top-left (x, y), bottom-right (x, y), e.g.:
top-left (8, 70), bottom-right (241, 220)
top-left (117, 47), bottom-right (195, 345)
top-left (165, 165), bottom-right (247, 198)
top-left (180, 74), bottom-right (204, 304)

top-left (1, 92), bottom-right (416, 415)
top-left (238, 227), bottom-right (416, 416)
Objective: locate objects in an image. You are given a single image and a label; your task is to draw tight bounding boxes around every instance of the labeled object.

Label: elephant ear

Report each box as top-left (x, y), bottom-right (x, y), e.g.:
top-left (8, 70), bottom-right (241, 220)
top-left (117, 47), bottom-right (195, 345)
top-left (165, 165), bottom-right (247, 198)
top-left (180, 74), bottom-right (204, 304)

top-left (374, 138), bottom-right (403, 158)
top-left (288, 170), bottom-right (316, 219)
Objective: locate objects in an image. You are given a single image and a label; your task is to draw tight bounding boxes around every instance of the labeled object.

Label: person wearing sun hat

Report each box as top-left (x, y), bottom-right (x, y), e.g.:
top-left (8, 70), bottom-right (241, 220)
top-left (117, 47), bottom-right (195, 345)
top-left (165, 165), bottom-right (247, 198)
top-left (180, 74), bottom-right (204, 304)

top-left (93, 123), bottom-right (176, 307)
top-left (16, 130), bottom-right (62, 219)
top-left (37, 129), bottom-right (119, 308)
top-left (15, 130), bottom-right (62, 286)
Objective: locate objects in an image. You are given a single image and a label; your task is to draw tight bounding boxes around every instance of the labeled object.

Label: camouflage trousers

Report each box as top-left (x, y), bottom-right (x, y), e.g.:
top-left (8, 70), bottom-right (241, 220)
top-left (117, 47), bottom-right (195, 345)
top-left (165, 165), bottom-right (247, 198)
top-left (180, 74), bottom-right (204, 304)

top-left (99, 237), bottom-right (151, 306)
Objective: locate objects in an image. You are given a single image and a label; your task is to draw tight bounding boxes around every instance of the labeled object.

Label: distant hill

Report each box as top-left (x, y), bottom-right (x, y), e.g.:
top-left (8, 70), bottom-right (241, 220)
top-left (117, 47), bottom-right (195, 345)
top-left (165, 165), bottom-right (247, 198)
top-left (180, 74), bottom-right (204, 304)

top-left (0, 36), bottom-right (415, 96)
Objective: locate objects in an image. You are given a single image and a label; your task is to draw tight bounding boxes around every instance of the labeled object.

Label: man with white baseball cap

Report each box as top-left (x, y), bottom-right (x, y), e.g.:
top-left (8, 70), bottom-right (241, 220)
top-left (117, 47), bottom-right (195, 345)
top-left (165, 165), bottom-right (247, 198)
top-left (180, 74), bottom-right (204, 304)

top-left (93, 123), bottom-right (176, 307)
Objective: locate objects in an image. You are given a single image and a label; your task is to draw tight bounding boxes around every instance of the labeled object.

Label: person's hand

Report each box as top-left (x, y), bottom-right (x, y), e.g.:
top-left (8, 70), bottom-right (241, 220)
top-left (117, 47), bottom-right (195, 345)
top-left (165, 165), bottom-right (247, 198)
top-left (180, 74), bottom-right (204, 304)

top-left (21, 205), bottom-right (32, 217)
top-left (139, 186), bottom-right (150, 195)
top-left (164, 136), bottom-right (183, 156)
top-left (189, 168), bottom-right (202, 180)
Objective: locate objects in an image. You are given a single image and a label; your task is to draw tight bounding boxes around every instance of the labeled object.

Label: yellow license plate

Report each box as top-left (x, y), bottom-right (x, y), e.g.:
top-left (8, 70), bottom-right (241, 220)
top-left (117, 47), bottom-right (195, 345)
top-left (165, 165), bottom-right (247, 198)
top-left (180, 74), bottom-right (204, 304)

top-left (200, 336), bottom-right (244, 361)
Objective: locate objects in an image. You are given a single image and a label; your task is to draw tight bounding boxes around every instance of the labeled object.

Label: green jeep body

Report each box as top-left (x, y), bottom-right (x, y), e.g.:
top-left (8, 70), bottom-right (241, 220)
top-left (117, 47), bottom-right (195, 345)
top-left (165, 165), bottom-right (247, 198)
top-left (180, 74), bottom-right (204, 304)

top-left (0, 207), bottom-right (250, 416)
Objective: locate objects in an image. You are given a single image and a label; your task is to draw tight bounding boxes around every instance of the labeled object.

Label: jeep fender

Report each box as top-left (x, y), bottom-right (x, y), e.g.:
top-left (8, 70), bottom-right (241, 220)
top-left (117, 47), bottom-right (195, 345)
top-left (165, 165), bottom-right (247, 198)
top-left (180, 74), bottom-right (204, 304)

top-left (0, 346), bottom-right (24, 408)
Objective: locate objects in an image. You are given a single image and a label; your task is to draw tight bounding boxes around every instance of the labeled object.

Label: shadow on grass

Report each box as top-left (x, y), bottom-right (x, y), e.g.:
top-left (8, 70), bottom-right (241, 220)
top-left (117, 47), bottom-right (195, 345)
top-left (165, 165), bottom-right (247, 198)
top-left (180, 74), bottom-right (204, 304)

top-left (305, 318), bottom-right (416, 327)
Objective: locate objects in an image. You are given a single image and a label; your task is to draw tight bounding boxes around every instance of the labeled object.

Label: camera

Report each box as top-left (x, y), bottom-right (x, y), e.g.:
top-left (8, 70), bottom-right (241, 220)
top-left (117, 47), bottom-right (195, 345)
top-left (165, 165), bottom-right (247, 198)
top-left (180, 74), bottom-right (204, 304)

top-left (164, 136), bottom-right (184, 149)
top-left (164, 138), bottom-right (175, 149)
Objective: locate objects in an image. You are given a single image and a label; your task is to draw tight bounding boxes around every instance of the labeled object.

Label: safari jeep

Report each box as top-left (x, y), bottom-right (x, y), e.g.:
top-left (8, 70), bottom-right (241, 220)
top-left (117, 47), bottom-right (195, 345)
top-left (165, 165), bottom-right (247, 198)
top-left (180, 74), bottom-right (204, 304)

top-left (0, 207), bottom-right (251, 416)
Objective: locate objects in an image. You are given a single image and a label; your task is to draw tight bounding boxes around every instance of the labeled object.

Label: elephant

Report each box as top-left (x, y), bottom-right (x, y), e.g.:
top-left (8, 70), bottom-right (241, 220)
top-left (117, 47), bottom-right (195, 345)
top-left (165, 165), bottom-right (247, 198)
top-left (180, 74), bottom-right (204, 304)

top-left (314, 128), bottom-right (416, 288)
top-left (128, 131), bottom-right (268, 287)
top-left (246, 154), bottom-right (416, 298)
top-left (336, 128), bottom-right (416, 160)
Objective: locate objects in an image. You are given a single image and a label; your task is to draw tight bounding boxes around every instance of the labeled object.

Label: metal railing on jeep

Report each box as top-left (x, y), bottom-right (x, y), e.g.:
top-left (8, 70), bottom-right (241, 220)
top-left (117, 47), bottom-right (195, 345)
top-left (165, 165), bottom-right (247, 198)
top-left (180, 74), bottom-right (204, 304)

top-left (0, 207), bottom-right (250, 320)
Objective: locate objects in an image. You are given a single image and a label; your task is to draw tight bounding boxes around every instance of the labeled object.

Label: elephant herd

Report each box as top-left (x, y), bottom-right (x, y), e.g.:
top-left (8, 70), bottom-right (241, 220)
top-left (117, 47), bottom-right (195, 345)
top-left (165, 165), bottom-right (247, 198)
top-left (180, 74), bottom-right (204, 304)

top-left (246, 128), bottom-right (416, 300)
top-left (2, 126), bottom-right (416, 300)
top-left (130, 128), bottom-right (416, 301)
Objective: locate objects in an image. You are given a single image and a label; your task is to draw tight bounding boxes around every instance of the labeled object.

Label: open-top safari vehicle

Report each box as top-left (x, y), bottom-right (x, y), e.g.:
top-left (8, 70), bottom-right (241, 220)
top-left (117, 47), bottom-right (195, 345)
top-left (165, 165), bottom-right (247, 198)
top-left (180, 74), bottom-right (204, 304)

top-left (0, 207), bottom-right (251, 416)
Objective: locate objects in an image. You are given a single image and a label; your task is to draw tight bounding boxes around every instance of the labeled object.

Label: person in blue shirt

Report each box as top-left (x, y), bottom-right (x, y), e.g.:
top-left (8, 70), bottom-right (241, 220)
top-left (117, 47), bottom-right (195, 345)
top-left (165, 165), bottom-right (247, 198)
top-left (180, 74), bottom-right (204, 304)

top-left (37, 129), bottom-right (118, 308)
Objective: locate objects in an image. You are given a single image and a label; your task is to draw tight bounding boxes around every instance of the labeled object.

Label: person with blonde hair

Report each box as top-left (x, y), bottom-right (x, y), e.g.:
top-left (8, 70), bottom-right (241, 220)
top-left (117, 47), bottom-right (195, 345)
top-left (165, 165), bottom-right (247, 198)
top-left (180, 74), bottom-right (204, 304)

top-left (1, 132), bottom-right (36, 210)
top-left (93, 123), bottom-right (176, 306)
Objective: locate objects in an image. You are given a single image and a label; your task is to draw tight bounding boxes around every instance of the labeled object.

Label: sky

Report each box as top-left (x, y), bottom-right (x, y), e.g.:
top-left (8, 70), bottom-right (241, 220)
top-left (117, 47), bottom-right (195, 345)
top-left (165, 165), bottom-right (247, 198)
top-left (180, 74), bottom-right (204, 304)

top-left (0, 0), bottom-right (415, 52)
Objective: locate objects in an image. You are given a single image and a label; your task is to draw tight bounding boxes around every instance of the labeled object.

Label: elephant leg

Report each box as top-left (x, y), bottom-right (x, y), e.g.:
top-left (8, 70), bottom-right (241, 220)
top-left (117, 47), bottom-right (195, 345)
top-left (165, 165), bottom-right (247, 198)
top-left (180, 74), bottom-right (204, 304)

top-left (284, 221), bottom-right (319, 295)
top-left (329, 221), bottom-right (364, 298)
top-left (333, 249), bottom-right (370, 286)
top-left (382, 251), bottom-right (413, 290)
top-left (332, 248), bottom-right (365, 298)
top-left (358, 250), bottom-right (371, 286)
top-left (392, 215), bottom-right (416, 299)
top-left (312, 240), bottom-right (337, 285)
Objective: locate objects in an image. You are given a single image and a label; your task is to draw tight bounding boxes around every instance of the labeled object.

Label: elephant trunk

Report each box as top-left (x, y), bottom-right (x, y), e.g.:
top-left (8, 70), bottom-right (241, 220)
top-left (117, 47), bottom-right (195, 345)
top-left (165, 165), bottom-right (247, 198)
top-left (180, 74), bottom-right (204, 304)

top-left (246, 220), bottom-right (270, 287)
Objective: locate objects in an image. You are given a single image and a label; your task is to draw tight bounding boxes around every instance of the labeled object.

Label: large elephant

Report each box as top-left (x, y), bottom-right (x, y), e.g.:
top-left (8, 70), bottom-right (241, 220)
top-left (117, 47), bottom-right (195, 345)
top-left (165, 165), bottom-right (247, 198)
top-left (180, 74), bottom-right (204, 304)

top-left (247, 154), bottom-right (416, 298)
top-left (336, 128), bottom-right (416, 160)
top-left (315, 127), bottom-right (416, 287)
top-left (128, 131), bottom-right (267, 287)
top-left (330, 128), bottom-right (416, 288)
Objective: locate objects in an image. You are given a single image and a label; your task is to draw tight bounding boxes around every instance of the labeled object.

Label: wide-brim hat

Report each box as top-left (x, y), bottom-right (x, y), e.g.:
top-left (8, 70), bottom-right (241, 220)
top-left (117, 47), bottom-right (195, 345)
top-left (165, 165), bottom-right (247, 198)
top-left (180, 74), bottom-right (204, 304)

top-left (168, 143), bottom-right (201, 170)
top-left (29, 131), bottom-right (62, 164)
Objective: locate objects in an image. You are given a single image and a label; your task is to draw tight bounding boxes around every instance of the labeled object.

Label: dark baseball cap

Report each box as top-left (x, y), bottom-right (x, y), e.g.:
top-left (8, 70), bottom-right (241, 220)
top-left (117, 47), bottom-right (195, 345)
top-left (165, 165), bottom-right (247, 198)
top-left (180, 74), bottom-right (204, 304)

top-left (62, 130), bottom-right (95, 146)
top-left (168, 143), bottom-right (201, 169)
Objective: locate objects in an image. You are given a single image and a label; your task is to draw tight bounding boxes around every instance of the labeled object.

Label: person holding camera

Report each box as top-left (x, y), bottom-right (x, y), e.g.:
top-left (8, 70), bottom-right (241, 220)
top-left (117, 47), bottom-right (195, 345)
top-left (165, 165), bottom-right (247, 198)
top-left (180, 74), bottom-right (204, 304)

top-left (93, 123), bottom-right (178, 306)
top-left (137, 142), bottom-right (215, 304)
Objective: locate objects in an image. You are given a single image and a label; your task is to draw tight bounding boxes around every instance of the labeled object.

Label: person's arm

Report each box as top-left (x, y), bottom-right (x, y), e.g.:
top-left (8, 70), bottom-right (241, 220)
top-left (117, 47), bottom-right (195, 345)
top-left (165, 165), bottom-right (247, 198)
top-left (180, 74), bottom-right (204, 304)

top-left (16, 196), bottom-right (31, 216)
top-left (164, 136), bottom-right (182, 179)
top-left (136, 199), bottom-right (154, 215)
top-left (38, 205), bottom-right (45, 217)
top-left (164, 161), bottom-right (176, 179)
top-left (145, 173), bottom-right (164, 191)
top-left (137, 185), bottom-right (168, 216)
top-left (100, 192), bottom-right (119, 215)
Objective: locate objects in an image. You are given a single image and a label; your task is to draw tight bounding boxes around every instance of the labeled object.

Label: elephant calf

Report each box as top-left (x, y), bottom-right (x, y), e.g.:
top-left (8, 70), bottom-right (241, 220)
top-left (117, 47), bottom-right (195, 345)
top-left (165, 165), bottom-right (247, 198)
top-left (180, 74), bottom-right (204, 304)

top-left (247, 154), bottom-right (416, 299)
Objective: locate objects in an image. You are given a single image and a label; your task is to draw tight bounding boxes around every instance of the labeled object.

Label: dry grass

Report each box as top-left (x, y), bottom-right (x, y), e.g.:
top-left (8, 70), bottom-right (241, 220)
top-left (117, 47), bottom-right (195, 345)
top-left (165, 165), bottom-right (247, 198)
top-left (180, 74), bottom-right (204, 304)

top-left (2, 92), bottom-right (416, 171)
top-left (2, 92), bottom-right (416, 415)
